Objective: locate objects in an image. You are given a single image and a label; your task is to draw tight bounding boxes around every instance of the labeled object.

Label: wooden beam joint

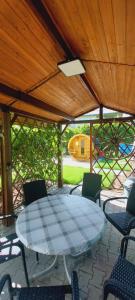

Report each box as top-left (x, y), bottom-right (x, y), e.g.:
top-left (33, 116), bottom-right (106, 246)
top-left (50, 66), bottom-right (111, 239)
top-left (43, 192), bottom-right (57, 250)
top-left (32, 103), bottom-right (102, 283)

top-left (0, 83), bottom-right (73, 121)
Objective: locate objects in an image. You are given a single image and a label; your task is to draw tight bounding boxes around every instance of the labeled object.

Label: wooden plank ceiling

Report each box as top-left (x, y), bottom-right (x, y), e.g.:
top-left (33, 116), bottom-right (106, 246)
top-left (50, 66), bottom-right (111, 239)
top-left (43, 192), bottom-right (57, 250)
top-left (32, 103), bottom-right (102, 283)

top-left (0, 0), bottom-right (135, 122)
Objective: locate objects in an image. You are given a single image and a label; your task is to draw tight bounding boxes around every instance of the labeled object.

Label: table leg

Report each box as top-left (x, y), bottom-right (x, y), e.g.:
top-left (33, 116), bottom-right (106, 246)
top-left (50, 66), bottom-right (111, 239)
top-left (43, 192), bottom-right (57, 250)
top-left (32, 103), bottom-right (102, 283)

top-left (63, 255), bottom-right (71, 284)
top-left (31, 255), bottom-right (58, 280)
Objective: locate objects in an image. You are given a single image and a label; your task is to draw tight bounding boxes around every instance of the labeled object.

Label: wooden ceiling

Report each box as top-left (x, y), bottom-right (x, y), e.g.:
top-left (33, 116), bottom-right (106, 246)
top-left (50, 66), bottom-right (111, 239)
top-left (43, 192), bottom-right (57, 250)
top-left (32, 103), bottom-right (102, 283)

top-left (0, 0), bottom-right (135, 123)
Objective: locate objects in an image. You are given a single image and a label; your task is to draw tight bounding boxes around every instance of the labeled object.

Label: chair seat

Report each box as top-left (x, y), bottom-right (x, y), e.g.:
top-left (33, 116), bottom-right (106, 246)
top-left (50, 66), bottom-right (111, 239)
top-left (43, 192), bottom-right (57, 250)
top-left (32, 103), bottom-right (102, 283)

top-left (105, 212), bottom-right (135, 235)
top-left (0, 233), bottom-right (20, 263)
top-left (103, 236), bottom-right (135, 300)
top-left (107, 256), bottom-right (135, 299)
top-left (0, 272), bottom-right (79, 299)
top-left (16, 285), bottom-right (71, 300)
top-left (111, 256), bottom-right (135, 289)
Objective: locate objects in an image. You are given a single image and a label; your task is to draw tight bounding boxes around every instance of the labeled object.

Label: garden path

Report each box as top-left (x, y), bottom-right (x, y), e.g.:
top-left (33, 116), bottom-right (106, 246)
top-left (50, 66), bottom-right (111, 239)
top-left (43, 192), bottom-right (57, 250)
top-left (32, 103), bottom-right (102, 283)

top-left (63, 155), bottom-right (120, 175)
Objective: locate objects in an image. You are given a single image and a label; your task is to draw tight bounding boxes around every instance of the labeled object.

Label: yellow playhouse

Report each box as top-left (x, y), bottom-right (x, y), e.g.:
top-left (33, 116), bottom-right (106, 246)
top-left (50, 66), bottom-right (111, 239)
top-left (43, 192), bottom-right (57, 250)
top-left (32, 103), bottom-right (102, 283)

top-left (68, 134), bottom-right (95, 161)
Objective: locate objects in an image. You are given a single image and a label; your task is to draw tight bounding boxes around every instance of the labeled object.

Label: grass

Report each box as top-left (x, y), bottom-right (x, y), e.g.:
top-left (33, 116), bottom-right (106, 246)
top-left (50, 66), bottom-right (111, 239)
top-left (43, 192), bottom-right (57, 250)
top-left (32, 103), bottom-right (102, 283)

top-left (63, 165), bottom-right (115, 188)
top-left (94, 159), bottom-right (131, 171)
top-left (63, 166), bottom-right (89, 185)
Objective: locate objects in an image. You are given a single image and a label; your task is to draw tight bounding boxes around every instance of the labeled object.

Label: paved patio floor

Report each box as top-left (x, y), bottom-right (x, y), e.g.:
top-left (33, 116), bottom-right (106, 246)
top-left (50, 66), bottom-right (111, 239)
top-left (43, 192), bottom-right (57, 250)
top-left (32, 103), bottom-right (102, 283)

top-left (0, 186), bottom-right (135, 300)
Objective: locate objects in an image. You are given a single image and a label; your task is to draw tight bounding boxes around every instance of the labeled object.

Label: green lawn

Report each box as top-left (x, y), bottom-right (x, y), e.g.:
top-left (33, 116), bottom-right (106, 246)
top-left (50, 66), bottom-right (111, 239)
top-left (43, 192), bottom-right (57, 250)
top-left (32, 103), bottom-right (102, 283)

top-left (63, 166), bottom-right (89, 185)
top-left (94, 159), bottom-right (131, 171)
top-left (63, 165), bottom-right (115, 188)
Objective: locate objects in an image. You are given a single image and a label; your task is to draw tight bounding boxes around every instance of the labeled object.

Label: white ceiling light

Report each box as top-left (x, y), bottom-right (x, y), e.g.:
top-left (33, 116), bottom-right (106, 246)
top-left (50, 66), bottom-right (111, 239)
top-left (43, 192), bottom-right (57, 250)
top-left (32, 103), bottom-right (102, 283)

top-left (57, 59), bottom-right (85, 76)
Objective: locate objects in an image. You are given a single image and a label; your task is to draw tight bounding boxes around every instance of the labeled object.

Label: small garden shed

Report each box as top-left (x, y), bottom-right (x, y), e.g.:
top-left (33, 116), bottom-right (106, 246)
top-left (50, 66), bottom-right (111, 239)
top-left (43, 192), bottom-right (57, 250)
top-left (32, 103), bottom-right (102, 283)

top-left (68, 134), bottom-right (96, 161)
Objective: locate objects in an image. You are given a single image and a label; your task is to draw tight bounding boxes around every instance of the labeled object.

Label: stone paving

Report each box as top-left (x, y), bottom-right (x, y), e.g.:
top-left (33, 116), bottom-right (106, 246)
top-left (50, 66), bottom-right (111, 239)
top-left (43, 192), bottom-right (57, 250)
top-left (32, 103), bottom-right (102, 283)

top-left (0, 185), bottom-right (135, 300)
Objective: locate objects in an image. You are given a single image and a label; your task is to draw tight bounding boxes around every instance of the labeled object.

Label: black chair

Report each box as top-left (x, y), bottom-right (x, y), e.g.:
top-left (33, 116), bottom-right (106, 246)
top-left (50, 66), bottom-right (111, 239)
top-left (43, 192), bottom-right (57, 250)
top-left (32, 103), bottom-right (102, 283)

top-left (0, 214), bottom-right (29, 286)
top-left (103, 183), bottom-right (135, 253)
top-left (0, 271), bottom-right (79, 300)
top-left (23, 179), bottom-right (51, 263)
top-left (23, 179), bottom-right (49, 206)
top-left (103, 236), bottom-right (135, 300)
top-left (70, 173), bottom-right (102, 206)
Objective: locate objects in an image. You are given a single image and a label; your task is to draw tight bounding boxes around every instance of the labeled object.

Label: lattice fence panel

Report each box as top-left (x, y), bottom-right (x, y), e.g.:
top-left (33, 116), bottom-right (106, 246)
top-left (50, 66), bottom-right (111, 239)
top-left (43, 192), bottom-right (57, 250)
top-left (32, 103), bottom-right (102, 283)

top-left (92, 120), bottom-right (135, 189)
top-left (11, 115), bottom-right (59, 208)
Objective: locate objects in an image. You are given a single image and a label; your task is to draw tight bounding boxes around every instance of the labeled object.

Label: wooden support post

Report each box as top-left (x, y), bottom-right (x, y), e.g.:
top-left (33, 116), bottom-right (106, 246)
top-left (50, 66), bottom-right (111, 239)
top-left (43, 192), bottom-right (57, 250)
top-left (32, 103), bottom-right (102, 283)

top-left (1, 111), bottom-right (13, 225)
top-left (57, 124), bottom-right (63, 188)
top-left (100, 105), bottom-right (103, 122)
top-left (90, 123), bottom-right (93, 173)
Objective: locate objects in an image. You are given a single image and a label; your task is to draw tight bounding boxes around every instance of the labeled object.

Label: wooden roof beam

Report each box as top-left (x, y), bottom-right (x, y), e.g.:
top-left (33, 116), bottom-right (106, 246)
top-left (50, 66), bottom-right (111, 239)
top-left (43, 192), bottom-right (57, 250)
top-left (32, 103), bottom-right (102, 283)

top-left (60, 116), bottom-right (135, 125)
top-left (29, 0), bottom-right (101, 106)
top-left (104, 104), bottom-right (135, 117)
top-left (0, 104), bottom-right (57, 124)
top-left (0, 83), bottom-right (73, 121)
top-left (80, 74), bottom-right (100, 105)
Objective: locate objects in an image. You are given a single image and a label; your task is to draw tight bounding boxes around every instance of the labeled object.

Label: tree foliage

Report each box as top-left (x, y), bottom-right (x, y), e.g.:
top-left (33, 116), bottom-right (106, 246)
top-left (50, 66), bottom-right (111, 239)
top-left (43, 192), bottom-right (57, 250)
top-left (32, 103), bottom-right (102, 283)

top-left (12, 123), bottom-right (59, 186)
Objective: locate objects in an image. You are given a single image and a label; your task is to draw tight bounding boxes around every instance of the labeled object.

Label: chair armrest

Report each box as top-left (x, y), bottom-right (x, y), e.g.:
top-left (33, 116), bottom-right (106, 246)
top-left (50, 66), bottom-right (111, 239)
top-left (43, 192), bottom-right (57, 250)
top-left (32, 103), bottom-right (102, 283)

top-left (128, 216), bottom-right (135, 228)
top-left (120, 235), bottom-right (135, 257)
top-left (95, 188), bottom-right (102, 198)
top-left (12, 240), bottom-right (25, 251)
top-left (0, 274), bottom-right (12, 295)
top-left (104, 278), bottom-right (135, 299)
top-left (70, 184), bottom-right (82, 195)
top-left (0, 213), bottom-right (17, 221)
top-left (71, 271), bottom-right (79, 300)
top-left (103, 196), bottom-right (127, 213)
top-left (0, 237), bottom-right (20, 248)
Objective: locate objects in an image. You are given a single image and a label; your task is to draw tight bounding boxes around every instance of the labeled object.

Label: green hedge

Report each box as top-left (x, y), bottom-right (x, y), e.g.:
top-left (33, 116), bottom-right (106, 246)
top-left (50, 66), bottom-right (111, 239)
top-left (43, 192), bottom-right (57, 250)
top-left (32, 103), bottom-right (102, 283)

top-left (12, 123), bottom-right (59, 186)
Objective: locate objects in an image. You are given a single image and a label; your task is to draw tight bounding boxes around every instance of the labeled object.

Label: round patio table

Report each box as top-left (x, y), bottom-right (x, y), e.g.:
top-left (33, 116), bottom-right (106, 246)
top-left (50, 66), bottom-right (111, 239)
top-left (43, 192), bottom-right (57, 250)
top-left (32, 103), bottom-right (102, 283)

top-left (16, 194), bottom-right (105, 283)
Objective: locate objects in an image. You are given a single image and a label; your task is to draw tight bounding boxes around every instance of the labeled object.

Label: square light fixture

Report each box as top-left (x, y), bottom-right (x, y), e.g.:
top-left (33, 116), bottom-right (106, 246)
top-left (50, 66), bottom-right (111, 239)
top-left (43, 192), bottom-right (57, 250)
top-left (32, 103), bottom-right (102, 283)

top-left (57, 59), bottom-right (85, 76)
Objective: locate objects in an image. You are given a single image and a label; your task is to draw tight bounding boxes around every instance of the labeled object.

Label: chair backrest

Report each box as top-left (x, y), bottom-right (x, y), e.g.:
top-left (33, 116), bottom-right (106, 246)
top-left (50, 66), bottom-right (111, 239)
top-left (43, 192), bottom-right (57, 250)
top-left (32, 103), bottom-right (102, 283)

top-left (82, 173), bottom-right (102, 198)
top-left (126, 183), bottom-right (135, 215)
top-left (23, 179), bottom-right (47, 206)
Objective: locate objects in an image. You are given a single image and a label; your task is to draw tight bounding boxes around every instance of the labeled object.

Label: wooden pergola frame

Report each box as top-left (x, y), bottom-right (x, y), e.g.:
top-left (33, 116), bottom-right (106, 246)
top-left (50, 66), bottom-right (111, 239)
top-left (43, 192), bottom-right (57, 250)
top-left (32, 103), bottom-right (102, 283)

top-left (1, 111), bottom-right (13, 224)
top-left (0, 1), bottom-right (135, 223)
top-left (0, 107), bottom-right (135, 224)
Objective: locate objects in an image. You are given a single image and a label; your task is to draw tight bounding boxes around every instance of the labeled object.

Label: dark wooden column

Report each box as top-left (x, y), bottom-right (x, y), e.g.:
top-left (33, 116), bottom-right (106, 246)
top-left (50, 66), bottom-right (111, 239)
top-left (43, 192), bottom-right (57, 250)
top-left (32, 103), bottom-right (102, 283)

top-left (100, 105), bottom-right (103, 122)
top-left (1, 111), bottom-right (13, 224)
top-left (57, 124), bottom-right (63, 188)
top-left (90, 123), bottom-right (93, 172)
